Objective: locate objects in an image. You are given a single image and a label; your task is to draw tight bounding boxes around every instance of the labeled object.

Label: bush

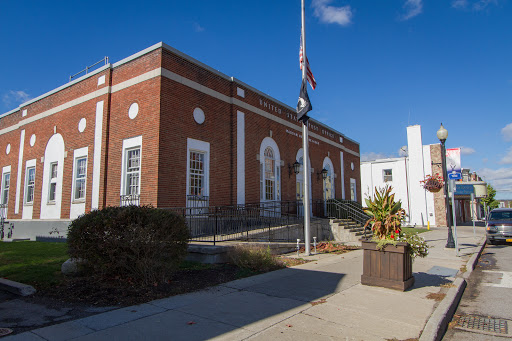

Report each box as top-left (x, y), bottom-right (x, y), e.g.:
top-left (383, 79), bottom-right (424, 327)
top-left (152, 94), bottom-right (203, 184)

top-left (227, 245), bottom-right (284, 273)
top-left (67, 205), bottom-right (189, 285)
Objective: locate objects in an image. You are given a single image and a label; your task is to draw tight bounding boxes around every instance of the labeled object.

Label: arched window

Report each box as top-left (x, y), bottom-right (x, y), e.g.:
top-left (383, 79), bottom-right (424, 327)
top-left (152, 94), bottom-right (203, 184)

top-left (323, 157), bottom-right (335, 200)
top-left (264, 147), bottom-right (275, 201)
top-left (259, 137), bottom-right (281, 202)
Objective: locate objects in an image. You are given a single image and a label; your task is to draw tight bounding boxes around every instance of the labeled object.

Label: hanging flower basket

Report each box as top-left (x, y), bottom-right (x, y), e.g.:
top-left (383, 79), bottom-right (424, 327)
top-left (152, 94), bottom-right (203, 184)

top-left (420, 174), bottom-right (444, 193)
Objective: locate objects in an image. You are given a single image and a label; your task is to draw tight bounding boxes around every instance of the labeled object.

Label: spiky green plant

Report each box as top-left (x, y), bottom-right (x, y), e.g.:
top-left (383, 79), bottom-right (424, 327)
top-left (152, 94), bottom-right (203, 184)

top-left (363, 186), bottom-right (406, 240)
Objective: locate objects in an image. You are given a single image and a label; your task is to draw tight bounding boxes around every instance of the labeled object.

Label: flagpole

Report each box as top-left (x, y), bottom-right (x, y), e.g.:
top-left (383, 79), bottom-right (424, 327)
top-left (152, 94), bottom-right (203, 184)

top-left (301, 0), bottom-right (311, 256)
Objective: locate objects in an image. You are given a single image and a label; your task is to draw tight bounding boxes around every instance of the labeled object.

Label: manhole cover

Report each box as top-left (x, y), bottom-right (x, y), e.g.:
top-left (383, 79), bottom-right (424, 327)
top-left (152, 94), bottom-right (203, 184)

top-left (456, 315), bottom-right (510, 336)
top-left (0, 328), bottom-right (13, 337)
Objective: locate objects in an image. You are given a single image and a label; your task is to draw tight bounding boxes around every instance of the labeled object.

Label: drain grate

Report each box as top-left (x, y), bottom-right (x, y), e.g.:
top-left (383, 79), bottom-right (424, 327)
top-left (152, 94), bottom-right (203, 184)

top-left (457, 315), bottom-right (508, 334)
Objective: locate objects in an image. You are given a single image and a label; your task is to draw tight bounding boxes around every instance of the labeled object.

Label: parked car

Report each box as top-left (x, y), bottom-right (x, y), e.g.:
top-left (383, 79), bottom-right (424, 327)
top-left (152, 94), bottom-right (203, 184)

top-left (486, 208), bottom-right (512, 245)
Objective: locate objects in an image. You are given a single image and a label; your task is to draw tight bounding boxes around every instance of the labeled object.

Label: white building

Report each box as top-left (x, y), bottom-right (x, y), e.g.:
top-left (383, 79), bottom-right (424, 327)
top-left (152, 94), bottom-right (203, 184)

top-left (361, 125), bottom-right (440, 227)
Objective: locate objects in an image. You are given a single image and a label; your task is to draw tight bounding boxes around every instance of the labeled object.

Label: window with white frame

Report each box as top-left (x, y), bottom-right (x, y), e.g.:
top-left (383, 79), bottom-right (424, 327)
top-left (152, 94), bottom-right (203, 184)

top-left (25, 167), bottom-right (35, 204)
top-left (125, 148), bottom-right (141, 196)
top-left (383, 169), bottom-right (393, 182)
top-left (1, 172), bottom-right (10, 205)
top-left (74, 157), bottom-right (87, 200)
top-left (189, 151), bottom-right (206, 196)
top-left (48, 162), bottom-right (58, 202)
top-left (264, 147), bottom-right (275, 201)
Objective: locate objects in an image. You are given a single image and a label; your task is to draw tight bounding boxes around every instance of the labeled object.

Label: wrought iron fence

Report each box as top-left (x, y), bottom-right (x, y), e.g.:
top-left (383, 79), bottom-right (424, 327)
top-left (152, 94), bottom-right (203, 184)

top-left (325, 199), bottom-right (371, 226)
top-left (164, 201), bottom-right (327, 244)
top-left (120, 194), bottom-right (140, 206)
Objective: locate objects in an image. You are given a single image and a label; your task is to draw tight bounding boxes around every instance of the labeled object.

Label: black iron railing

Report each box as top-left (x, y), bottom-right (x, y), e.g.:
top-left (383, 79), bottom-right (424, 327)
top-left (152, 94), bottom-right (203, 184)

top-left (164, 201), bottom-right (326, 244)
top-left (326, 199), bottom-right (371, 227)
top-left (120, 194), bottom-right (140, 206)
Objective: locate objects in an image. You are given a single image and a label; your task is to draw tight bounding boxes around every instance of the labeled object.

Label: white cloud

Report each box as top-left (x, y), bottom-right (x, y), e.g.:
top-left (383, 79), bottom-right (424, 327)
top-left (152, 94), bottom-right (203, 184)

top-left (192, 22), bottom-right (204, 32)
top-left (312, 0), bottom-right (353, 26)
top-left (401, 0), bottom-right (423, 20)
top-left (478, 167), bottom-right (512, 194)
top-left (361, 152), bottom-right (394, 162)
top-left (398, 146), bottom-right (408, 157)
top-left (460, 146), bottom-right (476, 155)
top-left (452, 0), bottom-right (469, 9)
top-left (2, 90), bottom-right (31, 107)
top-left (499, 146), bottom-right (512, 165)
top-left (452, 0), bottom-right (498, 11)
top-left (501, 122), bottom-right (512, 141)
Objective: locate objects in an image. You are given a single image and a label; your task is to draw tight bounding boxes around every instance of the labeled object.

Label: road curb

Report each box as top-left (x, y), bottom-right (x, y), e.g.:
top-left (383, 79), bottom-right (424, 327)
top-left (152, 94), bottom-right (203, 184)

top-left (419, 237), bottom-right (486, 341)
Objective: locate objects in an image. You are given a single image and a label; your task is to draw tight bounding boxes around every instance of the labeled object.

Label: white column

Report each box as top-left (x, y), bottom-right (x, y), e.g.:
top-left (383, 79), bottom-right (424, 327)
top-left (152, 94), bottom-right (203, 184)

top-left (15, 129), bottom-right (25, 214)
top-left (91, 101), bottom-right (104, 210)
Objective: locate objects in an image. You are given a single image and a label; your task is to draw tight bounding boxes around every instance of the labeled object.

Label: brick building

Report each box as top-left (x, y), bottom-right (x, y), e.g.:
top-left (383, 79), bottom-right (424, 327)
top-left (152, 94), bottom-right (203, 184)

top-left (0, 42), bottom-right (361, 239)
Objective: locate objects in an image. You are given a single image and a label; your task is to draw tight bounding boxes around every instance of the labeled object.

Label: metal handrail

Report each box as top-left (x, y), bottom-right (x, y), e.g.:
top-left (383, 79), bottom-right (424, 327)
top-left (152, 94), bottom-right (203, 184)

top-left (325, 199), bottom-right (371, 237)
top-left (69, 57), bottom-right (109, 81)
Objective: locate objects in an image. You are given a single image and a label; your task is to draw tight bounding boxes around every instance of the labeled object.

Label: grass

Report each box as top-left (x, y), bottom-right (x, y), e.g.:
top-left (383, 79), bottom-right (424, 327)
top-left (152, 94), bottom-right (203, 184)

top-left (0, 241), bottom-right (68, 288)
top-left (402, 227), bottom-right (429, 235)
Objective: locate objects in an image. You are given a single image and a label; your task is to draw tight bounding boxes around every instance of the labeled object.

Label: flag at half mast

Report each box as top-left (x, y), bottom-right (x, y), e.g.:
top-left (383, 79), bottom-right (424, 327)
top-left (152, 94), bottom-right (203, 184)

top-left (300, 33), bottom-right (317, 90)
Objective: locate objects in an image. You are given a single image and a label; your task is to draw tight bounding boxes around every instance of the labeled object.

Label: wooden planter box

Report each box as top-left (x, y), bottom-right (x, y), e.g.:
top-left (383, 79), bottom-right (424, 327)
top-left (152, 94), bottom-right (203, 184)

top-left (361, 240), bottom-right (414, 291)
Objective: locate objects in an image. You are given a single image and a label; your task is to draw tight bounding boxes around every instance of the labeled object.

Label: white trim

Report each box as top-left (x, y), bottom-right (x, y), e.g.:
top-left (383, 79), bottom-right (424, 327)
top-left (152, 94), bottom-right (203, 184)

top-left (120, 136), bottom-right (143, 196)
top-left (70, 147), bottom-right (88, 219)
top-left (259, 137), bottom-right (281, 202)
top-left (350, 178), bottom-right (357, 202)
top-left (0, 64), bottom-right (359, 156)
top-left (15, 130), bottom-right (25, 214)
top-left (236, 111), bottom-right (245, 205)
top-left (91, 101), bottom-right (104, 210)
top-left (22, 159), bottom-right (36, 220)
top-left (40, 134), bottom-right (65, 219)
top-left (1, 166), bottom-right (11, 218)
top-left (323, 157), bottom-right (335, 199)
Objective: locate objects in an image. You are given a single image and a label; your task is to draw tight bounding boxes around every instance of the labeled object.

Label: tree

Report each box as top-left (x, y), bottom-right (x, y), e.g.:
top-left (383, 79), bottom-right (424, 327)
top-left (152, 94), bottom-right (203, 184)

top-left (481, 184), bottom-right (500, 211)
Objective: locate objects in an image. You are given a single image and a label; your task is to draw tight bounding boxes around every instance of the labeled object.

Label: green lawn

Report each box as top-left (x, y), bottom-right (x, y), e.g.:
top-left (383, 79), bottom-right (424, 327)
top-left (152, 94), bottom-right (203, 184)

top-left (402, 227), bottom-right (429, 235)
top-left (0, 241), bottom-right (68, 288)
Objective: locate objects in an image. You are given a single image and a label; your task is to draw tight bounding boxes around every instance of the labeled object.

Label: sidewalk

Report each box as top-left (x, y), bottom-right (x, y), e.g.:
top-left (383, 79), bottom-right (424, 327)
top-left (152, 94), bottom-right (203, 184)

top-left (5, 224), bottom-right (486, 341)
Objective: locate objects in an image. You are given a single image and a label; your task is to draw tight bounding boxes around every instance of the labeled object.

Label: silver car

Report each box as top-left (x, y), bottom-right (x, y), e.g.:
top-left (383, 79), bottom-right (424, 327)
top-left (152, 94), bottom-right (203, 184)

top-left (486, 208), bottom-right (512, 245)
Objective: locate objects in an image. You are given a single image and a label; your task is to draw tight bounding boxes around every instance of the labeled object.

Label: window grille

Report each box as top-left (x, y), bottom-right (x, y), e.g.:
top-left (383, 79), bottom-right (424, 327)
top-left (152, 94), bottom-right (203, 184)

top-left (126, 148), bottom-right (140, 195)
top-left (264, 147), bottom-right (275, 201)
top-left (26, 167), bottom-right (35, 203)
top-left (2, 173), bottom-right (10, 205)
top-left (189, 151), bottom-right (205, 196)
top-left (48, 162), bottom-right (58, 202)
top-left (74, 157), bottom-right (87, 200)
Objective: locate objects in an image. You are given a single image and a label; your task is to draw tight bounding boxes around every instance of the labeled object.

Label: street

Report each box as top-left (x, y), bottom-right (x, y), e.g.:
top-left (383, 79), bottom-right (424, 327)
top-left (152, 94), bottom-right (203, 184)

top-left (444, 241), bottom-right (512, 340)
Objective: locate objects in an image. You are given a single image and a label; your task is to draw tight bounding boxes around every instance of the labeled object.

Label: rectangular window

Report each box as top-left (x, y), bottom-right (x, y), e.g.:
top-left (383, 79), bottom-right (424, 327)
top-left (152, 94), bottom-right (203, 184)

top-left (189, 151), bottom-right (205, 196)
top-left (383, 169), bottom-right (393, 182)
top-left (74, 157), bottom-right (87, 200)
top-left (48, 162), bottom-right (58, 202)
top-left (125, 148), bottom-right (140, 195)
top-left (2, 172), bottom-right (10, 205)
top-left (25, 167), bottom-right (35, 204)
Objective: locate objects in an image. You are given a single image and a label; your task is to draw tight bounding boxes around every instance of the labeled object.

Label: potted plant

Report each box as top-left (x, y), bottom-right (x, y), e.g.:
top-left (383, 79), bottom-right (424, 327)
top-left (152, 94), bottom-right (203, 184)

top-left (420, 173), bottom-right (444, 193)
top-left (361, 186), bottom-right (428, 291)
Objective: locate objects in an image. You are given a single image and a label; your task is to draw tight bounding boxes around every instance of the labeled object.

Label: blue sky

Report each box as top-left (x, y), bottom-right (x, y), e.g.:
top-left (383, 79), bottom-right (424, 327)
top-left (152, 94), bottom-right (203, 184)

top-left (1, 0), bottom-right (511, 199)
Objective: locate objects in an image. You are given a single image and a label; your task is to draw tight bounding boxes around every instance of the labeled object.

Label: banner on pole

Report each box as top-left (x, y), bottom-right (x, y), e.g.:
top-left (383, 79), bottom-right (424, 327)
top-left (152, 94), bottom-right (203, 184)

top-left (446, 148), bottom-right (462, 180)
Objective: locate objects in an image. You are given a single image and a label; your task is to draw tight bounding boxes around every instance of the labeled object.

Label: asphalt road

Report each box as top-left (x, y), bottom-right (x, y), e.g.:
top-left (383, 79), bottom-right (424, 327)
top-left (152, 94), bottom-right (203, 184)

top-left (444, 241), bottom-right (512, 340)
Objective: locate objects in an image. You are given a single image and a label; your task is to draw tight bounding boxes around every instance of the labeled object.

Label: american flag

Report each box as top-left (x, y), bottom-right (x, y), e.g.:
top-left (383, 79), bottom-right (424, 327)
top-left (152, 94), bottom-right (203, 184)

top-left (299, 34), bottom-right (317, 90)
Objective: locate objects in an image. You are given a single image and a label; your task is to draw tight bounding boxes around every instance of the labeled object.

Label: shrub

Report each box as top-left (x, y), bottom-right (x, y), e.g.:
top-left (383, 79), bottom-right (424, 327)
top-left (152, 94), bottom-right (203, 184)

top-left (67, 205), bottom-right (189, 285)
top-left (228, 245), bottom-right (284, 273)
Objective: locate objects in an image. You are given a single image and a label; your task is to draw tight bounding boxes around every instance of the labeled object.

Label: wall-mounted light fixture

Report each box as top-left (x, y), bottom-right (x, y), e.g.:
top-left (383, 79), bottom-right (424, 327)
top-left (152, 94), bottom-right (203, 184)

top-left (317, 168), bottom-right (328, 181)
top-left (288, 161), bottom-right (301, 177)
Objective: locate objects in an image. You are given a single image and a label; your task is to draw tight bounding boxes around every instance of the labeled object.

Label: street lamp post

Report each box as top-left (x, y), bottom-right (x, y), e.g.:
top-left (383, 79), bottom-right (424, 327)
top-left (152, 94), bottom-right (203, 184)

top-left (437, 123), bottom-right (455, 248)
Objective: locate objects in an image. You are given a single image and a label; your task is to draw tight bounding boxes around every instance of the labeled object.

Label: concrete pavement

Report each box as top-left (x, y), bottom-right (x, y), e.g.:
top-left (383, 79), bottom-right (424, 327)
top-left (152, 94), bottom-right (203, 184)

top-left (4, 224), bottom-right (486, 341)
